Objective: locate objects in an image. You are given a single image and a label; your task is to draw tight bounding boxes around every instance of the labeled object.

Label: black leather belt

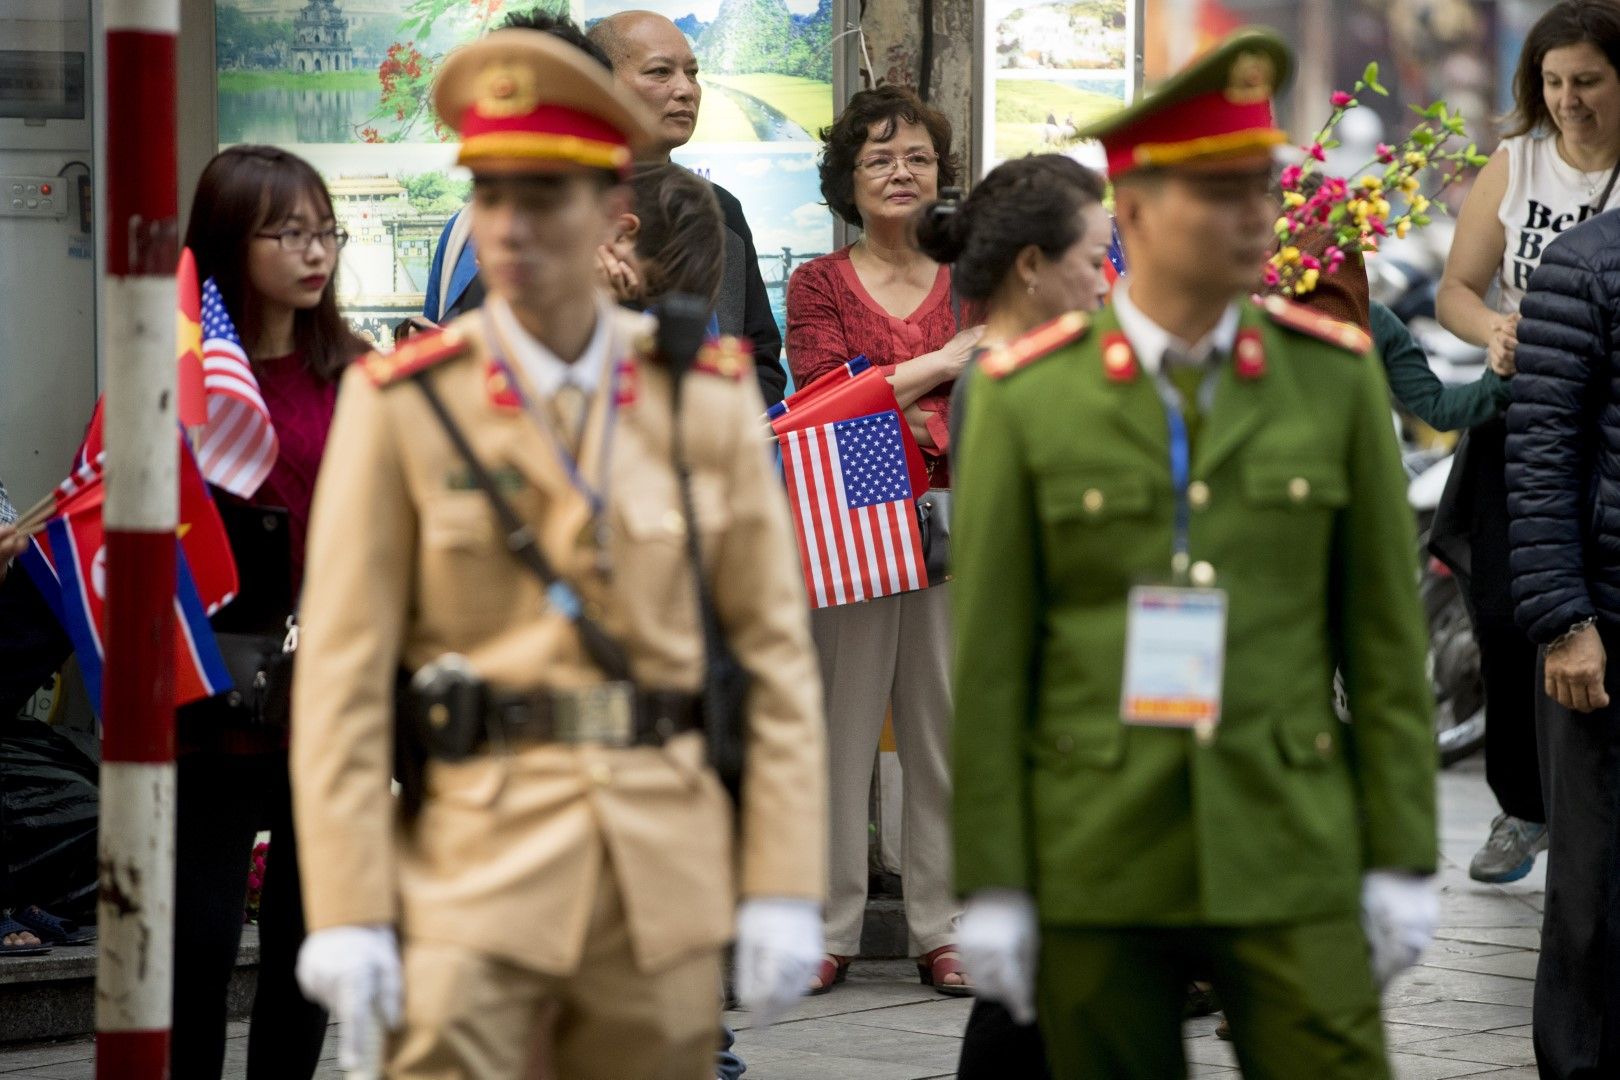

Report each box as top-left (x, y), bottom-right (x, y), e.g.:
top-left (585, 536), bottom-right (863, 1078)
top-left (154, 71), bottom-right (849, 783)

top-left (481, 683), bottom-right (702, 749)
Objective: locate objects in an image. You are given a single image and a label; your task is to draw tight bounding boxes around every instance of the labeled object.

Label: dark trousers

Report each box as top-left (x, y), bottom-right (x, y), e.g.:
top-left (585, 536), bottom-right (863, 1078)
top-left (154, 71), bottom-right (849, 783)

top-left (1465, 420), bottom-right (1545, 824)
top-left (958, 1000), bottom-right (1051, 1079)
top-left (1475, 617), bottom-right (1547, 823)
top-left (1533, 633), bottom-right (1620, 1078)
top-left (1036, 918), bottom-right (1385, 1080)
top-left (171, 749), bottom-right (326, 1080)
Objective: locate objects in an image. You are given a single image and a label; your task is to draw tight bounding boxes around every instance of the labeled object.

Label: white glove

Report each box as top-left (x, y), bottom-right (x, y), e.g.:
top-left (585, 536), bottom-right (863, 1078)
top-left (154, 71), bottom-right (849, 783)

top-left (296, 924), bottom-right (403, 1077)
top-left (734, 897), bottom-right (824, 1027)
top-left (958, 889), bottom-right (1038, 1025)
top-left (1360, 871), bottom-right (1439, 988)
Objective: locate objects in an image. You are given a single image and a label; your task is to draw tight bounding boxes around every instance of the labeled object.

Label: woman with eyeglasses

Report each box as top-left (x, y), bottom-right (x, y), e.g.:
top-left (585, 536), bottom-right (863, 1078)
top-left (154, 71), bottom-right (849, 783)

top-left (785, 85), bottom-right (980, 997)
top-left (169, 144), bottom-right (368, 1080)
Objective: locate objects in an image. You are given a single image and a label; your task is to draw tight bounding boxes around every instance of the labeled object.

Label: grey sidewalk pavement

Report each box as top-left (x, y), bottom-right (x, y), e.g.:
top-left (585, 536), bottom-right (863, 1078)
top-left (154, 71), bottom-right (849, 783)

top-left (0, 757), bottom-right (1546, 1078)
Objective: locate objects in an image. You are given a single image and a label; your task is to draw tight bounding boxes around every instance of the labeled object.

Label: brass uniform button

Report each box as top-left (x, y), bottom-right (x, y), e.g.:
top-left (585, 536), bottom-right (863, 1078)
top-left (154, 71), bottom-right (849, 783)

top-left (1083, 489), bottom-right (1105, 514)
top-left (1315, 731), bottom-right (1333, 758)
top-left (1190, 561), bottom-right (1217, 588)
top-left (1187, 481), bottom-right (1211, 510)
top-left (1054, 734), bottom-right (1075, 754)
top-left (588, 763), bottom-right (613, 787)
top-left (1288, 477), bottom-right (1311, 503)
top-left (429, 703), bottom-right (450, 730)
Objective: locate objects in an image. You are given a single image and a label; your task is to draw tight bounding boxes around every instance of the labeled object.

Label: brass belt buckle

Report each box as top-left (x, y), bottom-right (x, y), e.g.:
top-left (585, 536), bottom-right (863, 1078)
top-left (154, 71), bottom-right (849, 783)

top-left (554, 682), bottom-right (636, 747)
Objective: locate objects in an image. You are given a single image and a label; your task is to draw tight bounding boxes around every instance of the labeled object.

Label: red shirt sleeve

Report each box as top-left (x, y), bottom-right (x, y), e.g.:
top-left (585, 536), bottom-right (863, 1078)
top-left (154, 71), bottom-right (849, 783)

top-left (788, 259), bottom-right (850, 387)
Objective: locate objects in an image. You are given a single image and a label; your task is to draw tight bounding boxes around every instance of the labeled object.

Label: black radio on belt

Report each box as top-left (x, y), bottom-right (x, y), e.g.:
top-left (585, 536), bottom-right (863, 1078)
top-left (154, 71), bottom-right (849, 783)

top-left (409, 654), bottom-right (485, 762)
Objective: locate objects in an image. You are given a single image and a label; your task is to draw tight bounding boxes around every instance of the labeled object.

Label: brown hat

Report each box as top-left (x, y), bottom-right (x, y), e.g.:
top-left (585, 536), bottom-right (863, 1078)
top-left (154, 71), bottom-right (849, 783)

top-left (433, 29), bottom-right (659, 176)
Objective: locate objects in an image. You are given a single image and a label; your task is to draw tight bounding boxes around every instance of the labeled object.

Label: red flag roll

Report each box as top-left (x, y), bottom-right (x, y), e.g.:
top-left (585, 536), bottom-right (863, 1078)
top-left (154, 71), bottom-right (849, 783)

top-left (176, 247), bottom-right (206, 427)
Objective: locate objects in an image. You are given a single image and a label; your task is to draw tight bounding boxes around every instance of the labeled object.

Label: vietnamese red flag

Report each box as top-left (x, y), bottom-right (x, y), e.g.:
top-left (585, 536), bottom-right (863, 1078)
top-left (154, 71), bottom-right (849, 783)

top-left (176, 247), bottom-right (207, 427)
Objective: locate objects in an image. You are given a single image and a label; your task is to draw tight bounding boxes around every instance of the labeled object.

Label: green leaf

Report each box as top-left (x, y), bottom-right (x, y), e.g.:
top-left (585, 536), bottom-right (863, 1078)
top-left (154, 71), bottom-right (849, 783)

top-left (1412, 214), bottom-right (1432, 226)
top-left (1422, 101), bottom-right (1446, 118)
top-left (1363, 61), bottom-right (1379, 87)
top-left (1412, 128), bottom-right (1437, 148)
top-left (1324, 138), bottom-right (1341, 149)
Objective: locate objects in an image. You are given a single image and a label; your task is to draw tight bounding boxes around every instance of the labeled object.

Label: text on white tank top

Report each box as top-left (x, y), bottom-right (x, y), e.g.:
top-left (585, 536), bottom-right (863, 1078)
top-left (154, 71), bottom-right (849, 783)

top-left (1498, 131), bottom-right (1620, 313)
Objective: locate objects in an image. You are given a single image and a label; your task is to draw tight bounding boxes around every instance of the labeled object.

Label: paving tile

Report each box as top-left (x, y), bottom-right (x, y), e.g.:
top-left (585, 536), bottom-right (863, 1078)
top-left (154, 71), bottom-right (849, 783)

top-left (1389, 1051), bottom-right (1507, 1079)
top-left (836, 999), bottom-right (976, 1037)
top-left (1434, 928), bottom-right (1540, 950)
top-left (1420, 938), bottom-right (1526, 962)
top-left (1383, 1001), bottom-right (1533, 1031)
top-left (1385, 1023), bottom-right (1472, 1046)
top-left (1399, 1032), bottom-right (1535, 1067)
top-left (1396, 967), bottom-right (1538, 1006)
top-left (742, 1018), bottom-right (962, 1072)
top-left (1454, 1069), bottom-right (1536, 1079)
top-left (1422, 951), bottom-right (1540, 980)
top-left (0, 1043), bottom-right (94, 1071)
top-left (1182, 1034), bottom-right (1240, 1069)
top-left (723, 1043), bottom-right (954, 1080)
top-left (1489, 1025), bottom-right (1534, 1037)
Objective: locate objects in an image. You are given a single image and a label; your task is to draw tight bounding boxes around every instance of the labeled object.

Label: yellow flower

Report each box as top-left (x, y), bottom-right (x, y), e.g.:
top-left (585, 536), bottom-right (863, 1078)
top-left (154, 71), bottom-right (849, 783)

top-left (1295, 268), bottom-right (1321, 294)
top-left (1275, 216), bottom-right (1292, 236)
top-left (1283, 191), bottom-right (1306, 209)
top-left (1411, 194), bottom-right (1430, 214)
top-left (1399, 176), bottom-right (1420, 196)
top-left (1359, 174), bottom-right (1383, 191)
top-left (1405, 151), bottom-right (1428, 168)
top-left (1396, 219), bottom-right (1411, 238)
top-left (1279, 246), bottom-right (1301, 265)
top-left (1374, 198), bottom-right (1392, 218)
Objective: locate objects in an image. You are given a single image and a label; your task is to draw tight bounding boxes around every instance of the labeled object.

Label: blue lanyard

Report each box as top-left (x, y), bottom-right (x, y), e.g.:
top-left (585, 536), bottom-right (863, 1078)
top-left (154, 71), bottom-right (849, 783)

top-left (481, 309), bottom-right (622, 543)
top-left (1150, 371), bottom-right (1201, 582)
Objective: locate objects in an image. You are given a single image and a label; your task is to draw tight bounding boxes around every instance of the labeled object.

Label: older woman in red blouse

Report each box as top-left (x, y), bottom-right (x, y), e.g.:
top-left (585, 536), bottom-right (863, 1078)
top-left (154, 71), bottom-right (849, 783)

top-left (787, 86), bottom-right (980, 996)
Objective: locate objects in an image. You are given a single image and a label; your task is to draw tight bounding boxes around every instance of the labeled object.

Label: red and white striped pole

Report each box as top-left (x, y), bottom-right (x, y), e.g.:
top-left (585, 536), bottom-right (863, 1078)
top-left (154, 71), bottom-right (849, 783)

top-left (97, 1), bottom-right (180, 1076)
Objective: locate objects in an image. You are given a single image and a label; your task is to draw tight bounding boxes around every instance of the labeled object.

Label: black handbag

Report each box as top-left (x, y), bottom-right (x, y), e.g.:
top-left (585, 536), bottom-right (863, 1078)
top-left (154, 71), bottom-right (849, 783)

top-left (214, 618), bottom-right (297, 727)
top-left (916, 488), bottom-right (952, 586)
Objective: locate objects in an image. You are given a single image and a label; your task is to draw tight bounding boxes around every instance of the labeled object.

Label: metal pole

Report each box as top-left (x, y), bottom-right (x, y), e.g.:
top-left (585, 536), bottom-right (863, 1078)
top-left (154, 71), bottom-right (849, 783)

top-left (97, 0), bottom-right (180, 1075)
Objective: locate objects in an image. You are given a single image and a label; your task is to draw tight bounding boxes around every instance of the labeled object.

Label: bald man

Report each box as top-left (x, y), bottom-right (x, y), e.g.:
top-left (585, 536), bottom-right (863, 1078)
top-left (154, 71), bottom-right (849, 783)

top-left (589, 10), bottom-right (788, 405)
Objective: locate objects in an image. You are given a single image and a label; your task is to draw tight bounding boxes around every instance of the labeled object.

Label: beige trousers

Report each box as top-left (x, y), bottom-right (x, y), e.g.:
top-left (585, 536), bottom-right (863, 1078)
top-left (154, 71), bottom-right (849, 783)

top-left (812, 584), bottom-right (959, 956)
top-left (389, 868), bottom-right (723, 1079)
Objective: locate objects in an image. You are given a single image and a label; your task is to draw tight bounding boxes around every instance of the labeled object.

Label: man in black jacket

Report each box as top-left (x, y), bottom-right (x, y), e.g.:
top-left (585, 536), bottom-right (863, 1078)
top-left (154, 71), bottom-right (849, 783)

top-left (1506, 212), bottom-right (1620, 1080)
top-left (588, 9), bottom-right (789, 407)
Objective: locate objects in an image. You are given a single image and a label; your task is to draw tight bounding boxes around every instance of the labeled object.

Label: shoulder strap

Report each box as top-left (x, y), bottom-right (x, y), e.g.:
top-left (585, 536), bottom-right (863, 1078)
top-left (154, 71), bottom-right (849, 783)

top-left (409, 370), bottom-right (631, 682)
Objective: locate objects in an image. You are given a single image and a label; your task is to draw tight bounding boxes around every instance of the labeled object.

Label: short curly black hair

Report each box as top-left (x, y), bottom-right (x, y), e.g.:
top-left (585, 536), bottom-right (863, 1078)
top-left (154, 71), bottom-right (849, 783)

top-left (818, 86), bottom-right (959, 229)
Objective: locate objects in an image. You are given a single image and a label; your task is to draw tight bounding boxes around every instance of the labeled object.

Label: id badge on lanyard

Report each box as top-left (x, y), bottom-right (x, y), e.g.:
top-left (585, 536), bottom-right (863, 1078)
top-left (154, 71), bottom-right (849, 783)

top-left (1119, 369), bottom-right (1227, 739)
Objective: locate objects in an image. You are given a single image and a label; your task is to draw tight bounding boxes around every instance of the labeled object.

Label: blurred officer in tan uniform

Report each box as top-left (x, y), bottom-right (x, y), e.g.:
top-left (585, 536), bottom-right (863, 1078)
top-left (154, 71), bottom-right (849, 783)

top-left (289, 30), bottom-right (827, 1079)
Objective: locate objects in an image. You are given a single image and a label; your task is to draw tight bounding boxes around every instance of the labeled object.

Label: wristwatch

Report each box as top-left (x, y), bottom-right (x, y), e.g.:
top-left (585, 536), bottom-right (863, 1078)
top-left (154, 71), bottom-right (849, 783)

top-left (1549, 616), bottom-right (1598, 652)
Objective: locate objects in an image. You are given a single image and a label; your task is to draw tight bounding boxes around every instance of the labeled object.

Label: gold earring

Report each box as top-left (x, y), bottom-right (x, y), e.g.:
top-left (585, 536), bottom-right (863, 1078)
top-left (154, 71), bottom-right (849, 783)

top-left (1026, 279), bottom-right (1038, 296)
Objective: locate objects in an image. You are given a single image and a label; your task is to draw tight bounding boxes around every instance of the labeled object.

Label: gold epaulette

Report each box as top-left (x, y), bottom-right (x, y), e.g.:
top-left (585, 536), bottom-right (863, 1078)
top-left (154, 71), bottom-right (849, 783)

top-left (360, 326), bottom-right (471, 387)
top-left (978, 311), bottom-right (1091, 380)
top-left (691, 335), bottom-right (752, 381)
top-left (1259, 295), bottom-right (1372, 355)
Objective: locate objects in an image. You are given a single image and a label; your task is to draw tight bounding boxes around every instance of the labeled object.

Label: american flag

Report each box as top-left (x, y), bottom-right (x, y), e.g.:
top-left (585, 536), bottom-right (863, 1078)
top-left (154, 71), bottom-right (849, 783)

top-left (196, 277), bottom-right (278, 498)
top-left (781, 409), bottom-right (927, 609)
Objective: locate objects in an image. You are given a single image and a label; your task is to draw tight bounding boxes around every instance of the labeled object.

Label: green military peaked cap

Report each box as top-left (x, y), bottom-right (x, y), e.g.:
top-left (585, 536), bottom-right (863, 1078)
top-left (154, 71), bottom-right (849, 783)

top-left (1082, 28), bottom-right (1294, 177)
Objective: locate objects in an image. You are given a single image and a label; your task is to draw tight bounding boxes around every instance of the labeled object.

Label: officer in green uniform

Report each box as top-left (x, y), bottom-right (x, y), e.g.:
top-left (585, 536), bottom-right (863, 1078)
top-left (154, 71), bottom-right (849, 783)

top-left (950, 29), bottom-right (1438, 1080)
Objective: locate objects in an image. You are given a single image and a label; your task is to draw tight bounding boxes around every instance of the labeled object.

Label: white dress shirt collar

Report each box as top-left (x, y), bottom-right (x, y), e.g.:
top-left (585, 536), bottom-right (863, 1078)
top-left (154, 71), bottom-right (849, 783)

top-left (1112, 280), bottom-right (1242, 375)
top-left (487, 292), bottom-right (614, 397)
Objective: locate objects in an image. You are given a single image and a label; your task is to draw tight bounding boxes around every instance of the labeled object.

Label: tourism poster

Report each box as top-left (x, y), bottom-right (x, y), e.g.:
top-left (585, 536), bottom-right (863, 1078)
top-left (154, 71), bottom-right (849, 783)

top-left (978, 0), bottom-right (1138, 175)
top-left (216, 0), bottom-right (835, 352)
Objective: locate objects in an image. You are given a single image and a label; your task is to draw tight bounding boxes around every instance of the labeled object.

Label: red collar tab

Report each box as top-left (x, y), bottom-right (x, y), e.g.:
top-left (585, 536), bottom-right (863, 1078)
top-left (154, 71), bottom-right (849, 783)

top-left (1233, 328), bottom-right (1266, 380)
top-left (1101, 330), bottom-right (1139, 383)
